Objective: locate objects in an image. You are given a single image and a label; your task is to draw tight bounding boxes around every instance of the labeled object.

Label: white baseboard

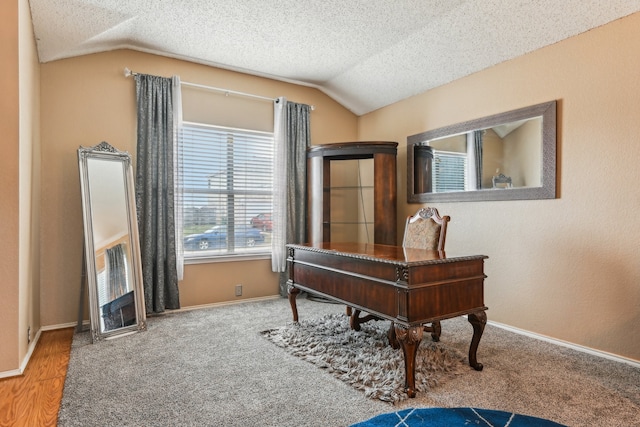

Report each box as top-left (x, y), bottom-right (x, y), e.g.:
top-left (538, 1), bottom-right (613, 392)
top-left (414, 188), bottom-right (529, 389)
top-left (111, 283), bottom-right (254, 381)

top-left (41, 321), bottom-right (79, 331)
top-left (0, 367), bottom-right (22, 379)
top-left (487, 319), bottom-right (640, 369)
top-left (173, 295), bottom-right (281, 313)
top-left (0, 328), bottom-right (42, 379)
top-left (0, 321), bottom-right (88, 379)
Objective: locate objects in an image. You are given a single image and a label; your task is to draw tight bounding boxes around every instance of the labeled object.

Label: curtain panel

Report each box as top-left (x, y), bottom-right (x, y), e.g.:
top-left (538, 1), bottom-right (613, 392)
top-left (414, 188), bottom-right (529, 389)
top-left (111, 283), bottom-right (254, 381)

top-left (272, 98), bottom-right (311, 296)
top-left (474, 130), bottom-right (483, 189)
top-left (271, 98), bottom-right (287, 273)
top-left (134, 73), bottom-right (181, 313)
top-left (172, 77), bottom-right (184, 281)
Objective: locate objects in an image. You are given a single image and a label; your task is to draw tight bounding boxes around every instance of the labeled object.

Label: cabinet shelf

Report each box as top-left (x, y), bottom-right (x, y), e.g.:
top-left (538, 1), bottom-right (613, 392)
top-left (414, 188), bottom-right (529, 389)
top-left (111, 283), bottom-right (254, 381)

top-left (325, 185), bottom-right (374, 190)
top-left (322, 221), bottom-right (374, 225)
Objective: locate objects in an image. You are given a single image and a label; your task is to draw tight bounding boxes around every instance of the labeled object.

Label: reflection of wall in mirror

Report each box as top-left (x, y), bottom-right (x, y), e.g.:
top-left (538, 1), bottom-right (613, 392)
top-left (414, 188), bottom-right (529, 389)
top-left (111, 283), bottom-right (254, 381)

top-left (482, 129), bottom-right (503, 188)
top-left (432, 134), bottom-right (465, 152)
top-left (503, 117), bottom-right (542, 188)
top-left (86, 158), bottom-right (129, 249)
top-left (483, 117), bottom-right (542, 188)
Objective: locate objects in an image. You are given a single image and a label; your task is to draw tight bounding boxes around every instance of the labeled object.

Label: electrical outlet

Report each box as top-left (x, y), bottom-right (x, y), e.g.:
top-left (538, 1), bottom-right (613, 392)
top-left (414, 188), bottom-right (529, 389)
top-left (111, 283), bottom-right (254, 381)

top-left (28, 326), bottom-right (31, 344)
top-left (235, 284), bottom-right (243, 296)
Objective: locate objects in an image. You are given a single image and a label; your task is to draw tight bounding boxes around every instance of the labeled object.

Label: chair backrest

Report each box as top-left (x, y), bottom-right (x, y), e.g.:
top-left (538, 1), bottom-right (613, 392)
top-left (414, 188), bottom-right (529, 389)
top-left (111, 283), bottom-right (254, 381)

top-left (402, 207), bottom-right (450, 251)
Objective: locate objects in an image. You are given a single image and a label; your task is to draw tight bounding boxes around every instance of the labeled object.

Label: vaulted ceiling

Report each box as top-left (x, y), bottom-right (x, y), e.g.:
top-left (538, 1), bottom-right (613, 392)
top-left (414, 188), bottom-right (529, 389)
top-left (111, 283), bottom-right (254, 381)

top-left (29, 0), bottom-right (640, 115)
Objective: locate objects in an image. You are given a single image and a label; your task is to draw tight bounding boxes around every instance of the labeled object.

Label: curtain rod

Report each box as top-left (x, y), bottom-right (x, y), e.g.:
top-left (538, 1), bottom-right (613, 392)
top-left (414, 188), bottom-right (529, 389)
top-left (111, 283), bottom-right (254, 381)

top-left (123, 67), bottom-right (314, 108)
top-left (124, 67), bottom-right (273, 102)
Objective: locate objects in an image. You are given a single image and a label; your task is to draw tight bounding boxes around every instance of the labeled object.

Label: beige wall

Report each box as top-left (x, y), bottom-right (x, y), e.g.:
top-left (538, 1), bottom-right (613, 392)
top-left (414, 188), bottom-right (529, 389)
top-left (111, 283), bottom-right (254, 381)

top-left (39, 49), bottom-right (358, 327)
top-left (359, 13), bottom-right (640, 361)
top-left (480, 129), bottom-right (503, 187)
top-left (0, 0), bottom-right (20, 373)
top-left (0, 0), bottom-right (41, 374)
top-left (503, 118), bottom-right (542, 187)
top-left (18, 0), bottom-right (41, 366)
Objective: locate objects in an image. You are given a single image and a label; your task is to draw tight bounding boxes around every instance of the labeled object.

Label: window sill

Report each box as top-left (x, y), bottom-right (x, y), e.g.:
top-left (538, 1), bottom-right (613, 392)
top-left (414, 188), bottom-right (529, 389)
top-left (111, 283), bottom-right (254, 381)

top-left (184, 253), bottom-right (272, 264)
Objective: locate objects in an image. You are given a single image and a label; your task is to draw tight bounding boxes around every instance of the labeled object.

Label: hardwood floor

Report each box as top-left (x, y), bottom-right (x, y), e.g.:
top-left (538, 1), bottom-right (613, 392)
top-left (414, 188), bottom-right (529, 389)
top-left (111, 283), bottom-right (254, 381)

top-left (0, 328), bottom-right (74, 427)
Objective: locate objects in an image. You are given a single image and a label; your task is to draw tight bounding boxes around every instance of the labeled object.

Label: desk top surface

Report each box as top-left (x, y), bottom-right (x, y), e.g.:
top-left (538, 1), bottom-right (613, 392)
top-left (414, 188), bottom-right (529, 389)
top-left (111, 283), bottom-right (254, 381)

top-left (288, 242), bottom-right (487, 265)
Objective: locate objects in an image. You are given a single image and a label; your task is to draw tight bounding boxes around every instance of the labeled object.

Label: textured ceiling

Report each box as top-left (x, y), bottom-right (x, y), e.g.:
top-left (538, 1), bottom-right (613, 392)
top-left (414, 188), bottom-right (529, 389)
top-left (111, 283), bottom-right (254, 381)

top-left (29, 0), bottom-right (640, 115)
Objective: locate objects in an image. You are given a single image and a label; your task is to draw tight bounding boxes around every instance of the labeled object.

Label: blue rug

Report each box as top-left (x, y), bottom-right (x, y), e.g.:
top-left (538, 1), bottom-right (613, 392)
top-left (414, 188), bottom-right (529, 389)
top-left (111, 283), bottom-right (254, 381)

top-left (350, 407), bottom-right (567, 427)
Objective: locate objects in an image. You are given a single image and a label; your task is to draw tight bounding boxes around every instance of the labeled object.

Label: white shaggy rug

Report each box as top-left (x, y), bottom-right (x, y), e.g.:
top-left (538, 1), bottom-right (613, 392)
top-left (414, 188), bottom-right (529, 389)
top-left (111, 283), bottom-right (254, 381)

top-left (260, 313), bottom-right (466, 404)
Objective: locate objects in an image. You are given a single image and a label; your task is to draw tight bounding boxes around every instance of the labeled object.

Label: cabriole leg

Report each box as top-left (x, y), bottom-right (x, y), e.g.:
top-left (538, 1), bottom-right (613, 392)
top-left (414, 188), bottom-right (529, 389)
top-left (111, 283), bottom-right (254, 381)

top-left (288, 285), bottom-right (300, 322)
top-left (394, 324), bottom-right (424, 398)
top-left (467, 310), bottom-right (486, 371)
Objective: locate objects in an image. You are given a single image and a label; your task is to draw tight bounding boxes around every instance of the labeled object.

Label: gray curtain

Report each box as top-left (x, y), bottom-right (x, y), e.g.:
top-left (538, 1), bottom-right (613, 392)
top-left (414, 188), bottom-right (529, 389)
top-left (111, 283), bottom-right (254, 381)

top-left (279, 102), bottom-right (311, 296)
top-left (474, 130), bottom-right (483, 189)
top-left (105, 243), bottom-right (127, 301)
top-left (134, 73), bottom-right (180, 313)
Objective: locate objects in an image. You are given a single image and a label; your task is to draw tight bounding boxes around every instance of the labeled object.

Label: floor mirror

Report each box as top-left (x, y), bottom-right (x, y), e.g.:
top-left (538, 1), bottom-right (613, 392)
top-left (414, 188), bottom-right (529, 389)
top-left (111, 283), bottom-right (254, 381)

top-left (78, 141), bottom-right (147, 342)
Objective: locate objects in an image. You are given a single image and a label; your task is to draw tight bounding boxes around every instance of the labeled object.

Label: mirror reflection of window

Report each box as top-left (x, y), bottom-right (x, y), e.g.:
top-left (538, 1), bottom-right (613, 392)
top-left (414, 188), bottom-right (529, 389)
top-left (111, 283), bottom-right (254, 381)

top-left (433, 150), bottom-right (467, 192)
top-left (97, 270), bottom-right (107, 311)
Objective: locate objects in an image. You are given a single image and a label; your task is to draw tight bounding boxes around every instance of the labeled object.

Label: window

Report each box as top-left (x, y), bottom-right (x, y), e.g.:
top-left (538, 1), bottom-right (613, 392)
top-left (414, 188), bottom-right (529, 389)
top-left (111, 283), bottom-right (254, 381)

top-left (432, 150), bottom-right (467, 192)
top-left (178, 122), bottom-right (274, 259)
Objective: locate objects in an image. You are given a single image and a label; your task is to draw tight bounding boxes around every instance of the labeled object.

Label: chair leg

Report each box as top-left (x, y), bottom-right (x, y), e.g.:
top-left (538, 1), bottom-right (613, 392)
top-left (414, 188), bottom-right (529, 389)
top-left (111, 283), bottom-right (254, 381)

top-left (423, 321), bottom-right (441, 341)
top-left (350, 309), bottom-right (380, 330)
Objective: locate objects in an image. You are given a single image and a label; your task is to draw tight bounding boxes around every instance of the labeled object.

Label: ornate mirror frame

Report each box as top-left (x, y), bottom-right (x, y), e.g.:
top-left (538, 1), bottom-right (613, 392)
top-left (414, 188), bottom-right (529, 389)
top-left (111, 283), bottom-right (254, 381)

top-left (407, 100), bottom-right (557, 203)
top-left (78, 141), bottom-right (147, 342)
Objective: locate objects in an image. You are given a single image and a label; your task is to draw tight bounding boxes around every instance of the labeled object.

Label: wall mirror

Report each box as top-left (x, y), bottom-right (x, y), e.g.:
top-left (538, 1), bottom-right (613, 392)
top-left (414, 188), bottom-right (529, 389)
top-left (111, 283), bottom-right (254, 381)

top-left (407, 100), bottom-right (557, 203)
top-left (78, 141), bottom-right (147, 342)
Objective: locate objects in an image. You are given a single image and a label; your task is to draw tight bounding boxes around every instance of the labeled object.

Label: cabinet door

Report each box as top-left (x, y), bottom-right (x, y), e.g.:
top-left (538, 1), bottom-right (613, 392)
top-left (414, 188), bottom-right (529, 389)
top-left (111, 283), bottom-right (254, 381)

top-left (329, 159), bottom-right (374, 243)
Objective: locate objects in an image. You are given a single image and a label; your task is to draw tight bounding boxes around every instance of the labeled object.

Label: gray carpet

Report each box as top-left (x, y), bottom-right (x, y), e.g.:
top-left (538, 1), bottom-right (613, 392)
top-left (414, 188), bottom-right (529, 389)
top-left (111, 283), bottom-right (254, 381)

top-left (58, 296), bottom-right (640, 427)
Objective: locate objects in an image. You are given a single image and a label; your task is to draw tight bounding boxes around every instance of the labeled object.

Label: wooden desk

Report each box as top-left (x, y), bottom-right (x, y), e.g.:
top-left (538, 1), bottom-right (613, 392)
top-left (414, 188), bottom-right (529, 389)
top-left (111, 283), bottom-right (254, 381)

top-left (286, 242), bottom-right (488, 397)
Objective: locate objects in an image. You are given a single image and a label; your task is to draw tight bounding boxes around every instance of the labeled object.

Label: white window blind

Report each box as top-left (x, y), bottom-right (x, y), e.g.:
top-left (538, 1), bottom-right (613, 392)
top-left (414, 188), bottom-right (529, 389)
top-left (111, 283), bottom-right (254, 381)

top-left (432, 150), bottom-right (467, 192)
top-left (178, 122), bottom-right (274, 258)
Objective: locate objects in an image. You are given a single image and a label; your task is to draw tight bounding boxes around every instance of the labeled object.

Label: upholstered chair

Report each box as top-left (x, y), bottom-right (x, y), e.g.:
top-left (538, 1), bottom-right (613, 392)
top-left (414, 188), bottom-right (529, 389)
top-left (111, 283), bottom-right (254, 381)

top-left (402, 207), bottom-right (449, 252)
top-left (349, 207), bottom-right (450, 343)
top-left (401, 207), bottom-right (450, 341)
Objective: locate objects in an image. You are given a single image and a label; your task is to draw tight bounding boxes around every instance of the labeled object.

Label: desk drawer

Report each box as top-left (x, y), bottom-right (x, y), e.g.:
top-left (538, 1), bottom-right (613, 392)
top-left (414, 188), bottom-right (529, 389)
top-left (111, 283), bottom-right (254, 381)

top-left (398, 277), bottom-right (485, 323)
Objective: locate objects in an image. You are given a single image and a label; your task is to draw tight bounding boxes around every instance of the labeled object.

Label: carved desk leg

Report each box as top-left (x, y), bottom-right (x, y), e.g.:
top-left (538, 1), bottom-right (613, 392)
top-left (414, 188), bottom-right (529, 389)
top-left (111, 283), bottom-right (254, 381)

top-left (467, 310), bottom-right (486, 371)
top-left (394, 324), bottom-right (424, 398)
top-left (288, 285), bottom-right (300, 322)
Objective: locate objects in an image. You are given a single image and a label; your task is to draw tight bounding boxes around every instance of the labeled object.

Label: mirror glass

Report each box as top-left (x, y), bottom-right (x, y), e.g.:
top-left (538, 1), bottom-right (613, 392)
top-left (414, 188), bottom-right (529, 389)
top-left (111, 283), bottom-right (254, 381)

top-left (78, 142), bottom-right (147, 342)
top-left (408, 101), bottom-right (556, 203)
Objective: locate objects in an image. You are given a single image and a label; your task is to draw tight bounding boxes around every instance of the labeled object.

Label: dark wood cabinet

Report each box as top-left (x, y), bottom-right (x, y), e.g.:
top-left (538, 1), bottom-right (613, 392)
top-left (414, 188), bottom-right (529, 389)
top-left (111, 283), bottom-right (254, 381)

top-left (307, 141), bottom-right (397, 245)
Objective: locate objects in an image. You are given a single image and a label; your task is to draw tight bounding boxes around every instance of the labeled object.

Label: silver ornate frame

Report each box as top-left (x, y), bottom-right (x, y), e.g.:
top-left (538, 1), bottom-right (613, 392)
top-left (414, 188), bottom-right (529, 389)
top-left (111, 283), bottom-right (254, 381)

top-left (78, 141), bottom-right (147, 342)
